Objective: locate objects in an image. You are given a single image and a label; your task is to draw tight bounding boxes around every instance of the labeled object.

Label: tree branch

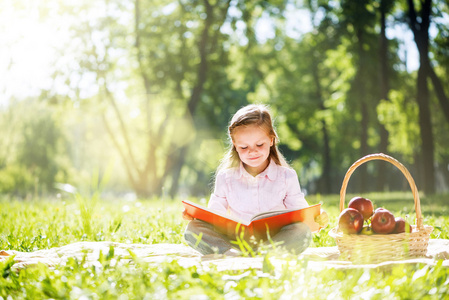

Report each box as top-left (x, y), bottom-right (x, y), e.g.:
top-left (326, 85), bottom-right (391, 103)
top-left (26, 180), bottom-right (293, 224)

top-left (428, 63), bottom-right (449, 123)
top-left (101, 113), bottom-right (137, 188)
top-left (407, 0), bottom-right (418, 36)
top-left (103, 87), bottom-right (142, 177)
top-left (187, 0), bottom-right (213, 115)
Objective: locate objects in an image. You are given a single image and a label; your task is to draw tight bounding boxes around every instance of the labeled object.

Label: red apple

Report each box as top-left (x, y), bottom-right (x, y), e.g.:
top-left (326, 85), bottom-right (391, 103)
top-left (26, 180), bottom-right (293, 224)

top-left (371, 209), bottom-right (396, 234)
top-left (338, 208), bottom-right (364, 234)
top-left (348, 197), bottom-right (374, 220)
top-left (375, 207), bottom-right (387, 213)
top-left (393, 217), bottom-right (412, 233)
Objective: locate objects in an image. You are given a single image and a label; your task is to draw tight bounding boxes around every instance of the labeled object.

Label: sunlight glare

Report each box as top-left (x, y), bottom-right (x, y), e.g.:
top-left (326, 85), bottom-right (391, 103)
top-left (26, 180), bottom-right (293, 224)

top-left (0, 1), bottom-right (70, 104)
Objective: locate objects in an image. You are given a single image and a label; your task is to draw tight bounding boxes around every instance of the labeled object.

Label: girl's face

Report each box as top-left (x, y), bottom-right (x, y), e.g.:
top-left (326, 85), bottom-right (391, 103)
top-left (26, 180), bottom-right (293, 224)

top-left (232, 124), bottom-right (274, 176)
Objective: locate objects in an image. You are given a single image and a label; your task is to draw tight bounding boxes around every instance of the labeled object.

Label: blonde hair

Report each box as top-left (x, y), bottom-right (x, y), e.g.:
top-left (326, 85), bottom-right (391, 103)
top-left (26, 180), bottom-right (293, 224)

top-left (217, 104), bottom-right (289, 172)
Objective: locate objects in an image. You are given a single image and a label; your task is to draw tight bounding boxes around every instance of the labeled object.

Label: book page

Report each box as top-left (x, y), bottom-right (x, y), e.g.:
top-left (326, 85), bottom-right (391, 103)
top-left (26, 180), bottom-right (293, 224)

top-left (249, 204), bottom-right (322, 234)
top-left (250, 209), bottom-right (299, 221)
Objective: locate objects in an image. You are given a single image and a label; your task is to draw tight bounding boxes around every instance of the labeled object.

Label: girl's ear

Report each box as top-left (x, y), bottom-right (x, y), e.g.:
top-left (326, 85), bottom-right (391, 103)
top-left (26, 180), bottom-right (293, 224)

top-left (270, 137), bottom-right (274, 147)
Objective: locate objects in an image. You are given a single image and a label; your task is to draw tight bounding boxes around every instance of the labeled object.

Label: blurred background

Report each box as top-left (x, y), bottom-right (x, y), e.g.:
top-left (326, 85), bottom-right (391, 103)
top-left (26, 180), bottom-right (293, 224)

top-left (0, 0), bottom-right (448, 200)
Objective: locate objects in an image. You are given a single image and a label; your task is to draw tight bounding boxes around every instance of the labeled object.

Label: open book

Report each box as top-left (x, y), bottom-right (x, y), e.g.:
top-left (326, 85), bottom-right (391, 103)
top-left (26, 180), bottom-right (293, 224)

top-left (182, 200), bottom-right (322, 239)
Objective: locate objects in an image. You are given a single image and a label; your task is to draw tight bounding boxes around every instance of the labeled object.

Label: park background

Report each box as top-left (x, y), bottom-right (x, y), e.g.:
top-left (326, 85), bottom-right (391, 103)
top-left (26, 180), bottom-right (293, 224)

top-left (1, 0), bottom-right (449, 201)
top-left (1, 1), bottom-right (449, 298)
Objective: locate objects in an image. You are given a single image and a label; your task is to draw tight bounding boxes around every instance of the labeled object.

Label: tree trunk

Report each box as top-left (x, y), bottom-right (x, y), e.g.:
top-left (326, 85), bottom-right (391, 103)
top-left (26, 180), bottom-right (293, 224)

top-left (377, 0), bottom-right (390, 191)
top-left (416, 63), bottom-right (435, 194)
top-left (356, 28), bottom-right (369, 193)
top-left (360, 100), bottom-right (369, 192)
top-left (311, 55), bottom-right (332, 194)
top-left (168, 0), bottom-right (232, 197)
top-left (320, 118), bottom-right (332, 193)
top-left (428, 65), bottom-right (449, 124)
top-left (407, 0), bottom-right (436, 194)
top-left (168, 147), bottom-right (188, 198)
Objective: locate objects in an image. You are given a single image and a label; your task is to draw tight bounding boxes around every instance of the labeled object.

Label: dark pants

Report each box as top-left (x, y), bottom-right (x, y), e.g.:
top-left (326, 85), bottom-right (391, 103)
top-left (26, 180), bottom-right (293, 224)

top-left (184, 219), bottom-right (312, 255)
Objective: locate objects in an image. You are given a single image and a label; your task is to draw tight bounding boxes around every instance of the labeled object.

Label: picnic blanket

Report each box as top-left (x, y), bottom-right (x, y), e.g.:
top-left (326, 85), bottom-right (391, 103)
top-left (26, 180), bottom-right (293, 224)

top-left (1, 239), bottom-right (448, 272)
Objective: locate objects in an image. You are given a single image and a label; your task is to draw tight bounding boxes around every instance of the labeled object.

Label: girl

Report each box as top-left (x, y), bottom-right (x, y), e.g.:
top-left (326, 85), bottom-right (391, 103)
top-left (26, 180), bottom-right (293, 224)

top-left (183, 104), bottom-right (328, 256)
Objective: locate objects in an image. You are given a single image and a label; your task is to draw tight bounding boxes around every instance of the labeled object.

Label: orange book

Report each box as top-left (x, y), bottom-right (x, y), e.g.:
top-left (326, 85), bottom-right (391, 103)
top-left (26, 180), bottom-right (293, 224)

top-left (182, 200), bottom-right (322, 239)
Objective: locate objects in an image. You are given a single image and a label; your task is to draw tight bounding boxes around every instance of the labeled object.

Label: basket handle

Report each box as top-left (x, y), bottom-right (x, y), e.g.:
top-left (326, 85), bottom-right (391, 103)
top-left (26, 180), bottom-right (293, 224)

top-left (339, 153), bottom-right (423, 229)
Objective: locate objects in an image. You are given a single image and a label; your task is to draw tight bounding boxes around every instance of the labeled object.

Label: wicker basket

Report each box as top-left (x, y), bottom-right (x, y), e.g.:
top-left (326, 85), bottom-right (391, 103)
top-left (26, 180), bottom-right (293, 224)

top-left (329, 153), bottom-right (433, 264)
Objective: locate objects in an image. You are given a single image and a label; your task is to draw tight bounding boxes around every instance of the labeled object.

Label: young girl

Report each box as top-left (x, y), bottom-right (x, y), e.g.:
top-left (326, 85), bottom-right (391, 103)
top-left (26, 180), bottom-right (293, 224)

top-left (183, 104), bottom-right (328, 256)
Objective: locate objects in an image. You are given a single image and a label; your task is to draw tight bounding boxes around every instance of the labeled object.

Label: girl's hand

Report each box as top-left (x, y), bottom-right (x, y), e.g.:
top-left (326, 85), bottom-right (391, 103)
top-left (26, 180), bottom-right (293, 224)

top-left (315, 209), bottom-right (329, 228)
top-left (182, 209), bottom-right (194, 221)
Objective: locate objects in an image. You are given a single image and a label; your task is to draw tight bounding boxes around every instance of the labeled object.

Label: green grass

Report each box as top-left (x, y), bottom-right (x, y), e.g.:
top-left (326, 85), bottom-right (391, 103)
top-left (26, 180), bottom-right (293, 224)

top-left (1, 192), bottom-right (449, 299)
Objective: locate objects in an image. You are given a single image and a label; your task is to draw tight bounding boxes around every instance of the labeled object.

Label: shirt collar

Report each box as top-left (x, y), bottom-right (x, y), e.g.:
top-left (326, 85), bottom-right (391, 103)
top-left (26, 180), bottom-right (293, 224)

top-left (235, 159), bottom-right (278, 181)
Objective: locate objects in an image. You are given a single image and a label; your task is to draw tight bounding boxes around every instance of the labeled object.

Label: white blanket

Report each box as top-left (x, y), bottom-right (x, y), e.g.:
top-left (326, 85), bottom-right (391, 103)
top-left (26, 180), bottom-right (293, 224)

top-left (1, 239), bottom-right (448, 271)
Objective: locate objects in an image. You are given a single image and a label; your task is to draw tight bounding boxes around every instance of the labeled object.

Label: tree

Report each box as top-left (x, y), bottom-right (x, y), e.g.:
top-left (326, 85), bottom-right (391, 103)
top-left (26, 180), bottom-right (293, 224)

top-left (340, 0), bottom-right (383, 192)
top-left (130, 0), bottom-right (235, 197)
top-left (17, 102), bottom-right (69, 195)
top-left (49, 0), bottom-right (239, 197)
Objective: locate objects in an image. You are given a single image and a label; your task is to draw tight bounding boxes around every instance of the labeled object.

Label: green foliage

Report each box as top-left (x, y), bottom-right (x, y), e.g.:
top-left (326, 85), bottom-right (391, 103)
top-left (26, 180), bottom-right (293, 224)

top-left (18, 108), bottom-right (68, 194)
top-left (3, 256), bottom-right (447, 299)
top-left (73, 177), bottom-right (103, 239)
top-left (0, 165), bottom-right (34, 197)
top-left (377, 88), bottom-right (420, 161)
top-left (0, 100), bottom-right (70, 197)
top-left (0, 195), bottom-right (448, 298)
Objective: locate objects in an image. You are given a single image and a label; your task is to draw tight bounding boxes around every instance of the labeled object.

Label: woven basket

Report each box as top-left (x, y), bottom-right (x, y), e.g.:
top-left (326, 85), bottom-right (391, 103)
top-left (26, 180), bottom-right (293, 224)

top-left (329, 153), bottom-right (433, 264)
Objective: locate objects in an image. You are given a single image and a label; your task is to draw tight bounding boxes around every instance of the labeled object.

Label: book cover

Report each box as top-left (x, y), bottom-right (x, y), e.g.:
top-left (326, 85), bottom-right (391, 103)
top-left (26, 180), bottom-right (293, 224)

top-left (182, 200), bottom-right (322, 239)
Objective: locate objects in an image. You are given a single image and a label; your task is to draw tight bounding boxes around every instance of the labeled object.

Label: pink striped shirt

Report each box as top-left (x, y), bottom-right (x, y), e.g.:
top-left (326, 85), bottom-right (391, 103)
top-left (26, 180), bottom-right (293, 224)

top-left (208, 159), bottom-right (309, 223)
